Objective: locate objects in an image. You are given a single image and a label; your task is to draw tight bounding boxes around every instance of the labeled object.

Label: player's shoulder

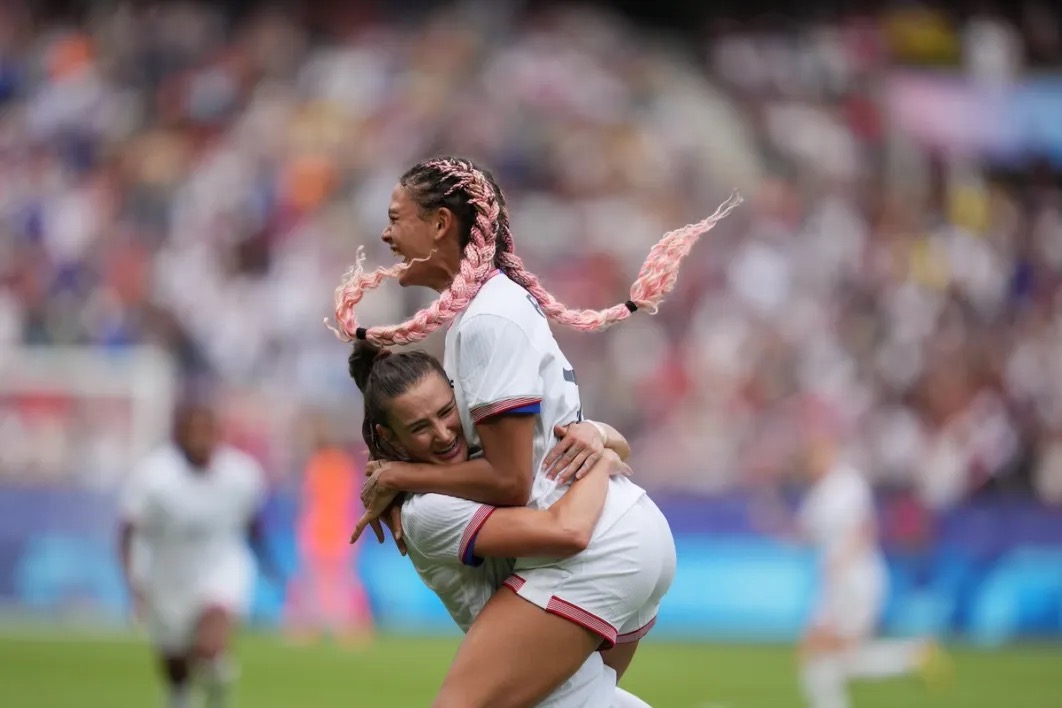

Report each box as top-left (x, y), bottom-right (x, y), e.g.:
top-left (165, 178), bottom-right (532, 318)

top-left (135, 444), bottom-right (182, 480)
top-left (402, 492), bottom-right (476, 524)
top-left (214, 445), bottom-right (265, 482)
top-left (459, 274), bottom-right (536, 330)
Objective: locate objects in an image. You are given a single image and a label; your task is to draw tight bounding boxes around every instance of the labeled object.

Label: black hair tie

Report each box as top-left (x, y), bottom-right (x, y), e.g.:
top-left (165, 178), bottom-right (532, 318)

top-left (625, 301), bottom-right (638, 313)
top-left (355, 327), bottom-right (367, 340)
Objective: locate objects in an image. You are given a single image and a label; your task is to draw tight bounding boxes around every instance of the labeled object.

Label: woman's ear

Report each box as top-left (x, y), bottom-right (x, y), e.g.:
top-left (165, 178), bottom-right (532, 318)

top-left (433, 206), bottom-right (455, 243)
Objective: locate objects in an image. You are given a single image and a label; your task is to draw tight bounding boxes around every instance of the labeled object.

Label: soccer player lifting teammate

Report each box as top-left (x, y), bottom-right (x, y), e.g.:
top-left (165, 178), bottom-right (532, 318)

top-left (329, 156), bottom-right (740, 707)
top-left (349, 343), bottom-right (653, 707)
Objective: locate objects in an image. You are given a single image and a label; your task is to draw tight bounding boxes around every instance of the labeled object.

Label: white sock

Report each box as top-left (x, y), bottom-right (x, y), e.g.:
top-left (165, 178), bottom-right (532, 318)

top-left (200, 656), bottom-right (237, 708)
top-left (800, 656), bottom-right (849, 708)
top-left (845, 639), bottom-right (924, 680)
top-left (167, 684), bottom-right (190, 708)
top-left (614, 686), bottom-right (652, 707)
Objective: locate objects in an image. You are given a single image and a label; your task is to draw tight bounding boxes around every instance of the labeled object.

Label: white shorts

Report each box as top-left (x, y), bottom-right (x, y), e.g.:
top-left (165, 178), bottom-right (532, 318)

top-left (504, 494), bottom-right (676, 649)
top-left (145, 559), bottom-right (253, 653)
top-left (810, 561), bottom-right (886, 640)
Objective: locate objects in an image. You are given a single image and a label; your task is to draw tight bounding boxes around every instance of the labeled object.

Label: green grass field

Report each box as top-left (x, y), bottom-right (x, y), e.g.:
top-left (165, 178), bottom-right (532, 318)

top-left (1, 631), bottom-right (1059, 708)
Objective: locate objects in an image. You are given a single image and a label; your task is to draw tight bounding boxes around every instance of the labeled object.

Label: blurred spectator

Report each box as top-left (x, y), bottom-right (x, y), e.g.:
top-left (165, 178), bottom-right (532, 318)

top-left (1, 0), bottom-right (1061, 512)
top-left (284, 411), bottom-right (374, 647)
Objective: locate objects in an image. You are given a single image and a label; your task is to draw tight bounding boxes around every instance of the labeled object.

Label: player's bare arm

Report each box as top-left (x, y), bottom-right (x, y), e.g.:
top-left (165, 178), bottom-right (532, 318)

top-left (471, 449), bottom-right (626, 558)
top-left (116, 520), bottom-right (145, 619)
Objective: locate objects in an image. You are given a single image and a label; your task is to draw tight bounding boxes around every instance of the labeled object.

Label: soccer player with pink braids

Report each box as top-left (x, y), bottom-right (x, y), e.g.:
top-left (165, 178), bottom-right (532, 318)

top-left (329, 156), bottom-right (740, 707)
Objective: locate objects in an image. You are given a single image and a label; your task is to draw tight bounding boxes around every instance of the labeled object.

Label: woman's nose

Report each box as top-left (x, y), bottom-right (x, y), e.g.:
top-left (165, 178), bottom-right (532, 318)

top-left (433, 422), bottom-right (455, 444)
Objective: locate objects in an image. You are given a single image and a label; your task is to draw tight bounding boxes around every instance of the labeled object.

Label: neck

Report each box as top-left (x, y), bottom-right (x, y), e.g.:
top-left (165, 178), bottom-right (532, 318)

top-left (425, 246), bottom-right (463, 292)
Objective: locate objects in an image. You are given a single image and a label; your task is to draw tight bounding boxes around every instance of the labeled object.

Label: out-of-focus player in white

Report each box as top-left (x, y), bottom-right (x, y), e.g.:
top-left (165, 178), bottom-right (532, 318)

top-left (796, 418), bottom-right (950, 708)
top-left (117, 400), bottom-right (277, 708)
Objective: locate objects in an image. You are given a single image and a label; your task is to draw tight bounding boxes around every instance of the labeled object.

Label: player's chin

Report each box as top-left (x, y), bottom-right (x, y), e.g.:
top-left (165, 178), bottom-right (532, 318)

top-left (396, 259), bottom-right (423, 287)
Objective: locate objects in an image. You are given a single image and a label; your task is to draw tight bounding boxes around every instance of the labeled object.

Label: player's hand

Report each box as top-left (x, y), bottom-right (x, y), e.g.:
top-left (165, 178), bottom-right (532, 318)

top-left (365, 459), bottom-right (387, 478)
top-left (351, 463), bottom-right (401, 543)
top-left (380, 502), bottom-right (407, 556)
top-left (601, 449), bottom-right (633, 479)
top-left (544, 422), bottom-right (605, 484)
top-left (363, 459), bottom-right (389, 542)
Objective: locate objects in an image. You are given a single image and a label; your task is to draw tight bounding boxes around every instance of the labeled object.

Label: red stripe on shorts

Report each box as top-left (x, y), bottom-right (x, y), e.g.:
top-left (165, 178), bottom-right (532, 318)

top-left (545, 596), bottom-right (618, 649)
top-left (503, 574), bottom-right (526, 592)
top-left (616, 615), bottom-right (657, 644)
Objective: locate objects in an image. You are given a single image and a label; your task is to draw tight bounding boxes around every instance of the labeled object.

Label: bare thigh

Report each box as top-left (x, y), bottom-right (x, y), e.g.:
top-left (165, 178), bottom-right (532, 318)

top-left (434, 588), bottom-right (602, 708)
top-left (192, 605), bottom-right (235, 661)
top-left (601, 640), bottom-right (640, 681)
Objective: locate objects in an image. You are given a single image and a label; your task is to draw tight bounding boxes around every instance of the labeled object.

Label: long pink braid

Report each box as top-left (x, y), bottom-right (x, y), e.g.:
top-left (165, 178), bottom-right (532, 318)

top-left (327, 157), bottom-right (742, 344)
top-left (328, 158), bottom-right (500, 346)
top-left (498, 193), bottom-right (743, 330)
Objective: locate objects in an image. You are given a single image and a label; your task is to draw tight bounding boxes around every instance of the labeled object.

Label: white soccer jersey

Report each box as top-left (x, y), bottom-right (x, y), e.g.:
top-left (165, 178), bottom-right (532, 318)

top-left (401, 493), bottom-right (513, 633)
top-left (120, 443), bottom-right (266, 602)
top-left (400, 492), bottom-right (618, 707)
top-left (798, 465), bottom-right (885, 571)
top-left (443, 272), bottom-right (644, 531)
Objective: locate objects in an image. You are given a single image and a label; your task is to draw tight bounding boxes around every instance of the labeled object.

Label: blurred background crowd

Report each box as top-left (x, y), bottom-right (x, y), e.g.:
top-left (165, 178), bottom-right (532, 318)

top-left (4, 0), bottom-right (1062, 515)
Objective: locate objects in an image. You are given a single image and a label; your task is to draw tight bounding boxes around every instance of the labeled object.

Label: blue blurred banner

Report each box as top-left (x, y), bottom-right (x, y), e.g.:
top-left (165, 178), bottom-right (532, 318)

top-left (2, 489), bottom-right (1061, 646)
top-left (886, 72), bottom-right (1062, 166)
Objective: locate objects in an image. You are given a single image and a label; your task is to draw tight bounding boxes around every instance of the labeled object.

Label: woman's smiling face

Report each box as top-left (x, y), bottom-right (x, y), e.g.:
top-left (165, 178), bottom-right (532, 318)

top-left (378, 370), bottom-right (468, 465)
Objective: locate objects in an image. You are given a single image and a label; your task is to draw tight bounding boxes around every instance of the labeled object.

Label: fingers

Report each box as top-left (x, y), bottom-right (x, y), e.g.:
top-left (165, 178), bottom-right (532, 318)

top-left (543, 436), bottom-right (575, 477)
top-left (369, 518), bottom-right (385, 544)
top-left (553, 448), bottom-right (590, 485)
top-left (572, 451), bottom-right (601, 480)
top-left (550, 443), bottom-right (589, 483)
top-left (389, 505), bottom-right (404, 543)
top-left (553, 423), bottom-right (569, 438)
top-left (564, 450), bottom-right (593, 481)
top-left (349, 512), bottom-right (373, 544)
top-left (364, 460), bottom-right (386, 479)
top-left (389, 506), bottom-right (407, 556)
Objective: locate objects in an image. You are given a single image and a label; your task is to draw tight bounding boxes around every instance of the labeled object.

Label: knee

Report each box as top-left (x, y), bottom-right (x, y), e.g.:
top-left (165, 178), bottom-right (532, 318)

top-left (193, 637), bottom-right (222, 662)
top-left (193, 609), bottom-right (232, 661)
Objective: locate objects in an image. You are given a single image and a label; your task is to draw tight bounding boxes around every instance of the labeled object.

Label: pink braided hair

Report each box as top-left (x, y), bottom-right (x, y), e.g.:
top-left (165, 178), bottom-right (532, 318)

top-left (327, 157), bottom-right (500, 346)
top-left (496, 194), bottom-right (743, 329)
top-left (327, 156), bottom-right (741, 345)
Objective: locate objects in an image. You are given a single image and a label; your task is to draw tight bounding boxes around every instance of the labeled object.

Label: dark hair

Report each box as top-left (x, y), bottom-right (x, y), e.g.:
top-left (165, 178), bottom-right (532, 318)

top-left (348, 340), bottom-right (449, 461)
top-left (399, 157), bottom-right (510, 268)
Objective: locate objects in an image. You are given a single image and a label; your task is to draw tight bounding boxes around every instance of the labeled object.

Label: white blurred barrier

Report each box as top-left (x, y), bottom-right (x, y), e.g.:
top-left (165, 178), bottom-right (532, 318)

top-left (0, 346), bottom-right (177, 488)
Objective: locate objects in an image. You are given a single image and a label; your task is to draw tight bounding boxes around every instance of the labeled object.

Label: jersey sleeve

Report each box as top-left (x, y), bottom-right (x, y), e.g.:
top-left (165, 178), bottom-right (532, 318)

top-left (402, 494), bottom-right (497, 567)
top-left (455, 314), bottom-right (543, 423)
